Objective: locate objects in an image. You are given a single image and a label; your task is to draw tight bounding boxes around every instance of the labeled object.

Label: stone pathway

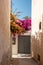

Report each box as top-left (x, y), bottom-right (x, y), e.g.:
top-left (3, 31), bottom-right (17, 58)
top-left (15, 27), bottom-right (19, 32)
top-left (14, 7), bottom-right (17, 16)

top-left (11, 58), bottom-right (39, 65)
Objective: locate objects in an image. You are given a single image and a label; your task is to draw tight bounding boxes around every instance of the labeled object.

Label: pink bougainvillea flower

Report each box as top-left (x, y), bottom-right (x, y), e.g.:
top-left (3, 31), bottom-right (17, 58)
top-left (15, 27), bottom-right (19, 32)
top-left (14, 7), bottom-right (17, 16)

top-left (16, 18), bottom-right (31, 31)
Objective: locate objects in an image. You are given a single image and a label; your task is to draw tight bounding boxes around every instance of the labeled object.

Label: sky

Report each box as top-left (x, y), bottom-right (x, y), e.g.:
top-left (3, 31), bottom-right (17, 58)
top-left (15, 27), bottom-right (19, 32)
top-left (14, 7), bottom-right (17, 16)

top-left (12, 0), bottom-right (31, 20)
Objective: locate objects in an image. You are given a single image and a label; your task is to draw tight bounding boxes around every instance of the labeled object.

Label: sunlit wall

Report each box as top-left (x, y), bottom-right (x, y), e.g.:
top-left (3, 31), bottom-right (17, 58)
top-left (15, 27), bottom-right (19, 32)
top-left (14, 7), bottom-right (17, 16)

top-left (32, 0), bottom-right (43, 35)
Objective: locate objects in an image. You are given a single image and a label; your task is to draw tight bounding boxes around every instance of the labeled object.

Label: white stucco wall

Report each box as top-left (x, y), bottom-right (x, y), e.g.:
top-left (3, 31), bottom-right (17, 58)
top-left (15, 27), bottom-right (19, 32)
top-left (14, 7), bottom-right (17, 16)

top-left (12, 34), bottom-right (18, 55)
top-left (0, 0), bottom-right (10, 64)
top-left (32, 0), bottom-right (43, 35)
top-left (32, 0), bottom-right (43, 65)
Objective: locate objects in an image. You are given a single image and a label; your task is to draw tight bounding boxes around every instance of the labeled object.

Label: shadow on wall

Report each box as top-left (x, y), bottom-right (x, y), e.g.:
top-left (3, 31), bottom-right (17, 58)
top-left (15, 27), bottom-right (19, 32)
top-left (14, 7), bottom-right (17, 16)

top-left (0, 49), bottom-right (11, 65)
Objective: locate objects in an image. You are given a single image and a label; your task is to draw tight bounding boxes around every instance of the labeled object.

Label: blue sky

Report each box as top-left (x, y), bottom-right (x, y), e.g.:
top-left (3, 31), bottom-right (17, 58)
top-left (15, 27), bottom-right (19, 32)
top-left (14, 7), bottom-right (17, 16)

top-left (12, 0), bottom-right (31, 20)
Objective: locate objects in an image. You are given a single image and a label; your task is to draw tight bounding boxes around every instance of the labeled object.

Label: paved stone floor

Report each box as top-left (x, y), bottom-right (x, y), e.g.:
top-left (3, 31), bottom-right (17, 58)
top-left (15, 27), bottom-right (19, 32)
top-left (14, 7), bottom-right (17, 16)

top-left (11, 58), bottom-right (39, 65)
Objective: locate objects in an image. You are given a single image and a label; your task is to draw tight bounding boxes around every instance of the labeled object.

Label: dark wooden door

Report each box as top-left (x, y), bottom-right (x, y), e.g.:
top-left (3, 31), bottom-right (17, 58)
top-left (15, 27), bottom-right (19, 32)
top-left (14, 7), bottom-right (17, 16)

top-left (18, 35), bottom-right (31, 54)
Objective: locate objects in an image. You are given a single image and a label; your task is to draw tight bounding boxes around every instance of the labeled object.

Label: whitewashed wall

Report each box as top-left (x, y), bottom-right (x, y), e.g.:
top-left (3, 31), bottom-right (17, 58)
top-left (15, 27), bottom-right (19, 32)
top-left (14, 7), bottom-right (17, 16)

top-left (32, 0), bottom-right (43, 35)
top-left (32, 0), bottom-right (43, 65)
